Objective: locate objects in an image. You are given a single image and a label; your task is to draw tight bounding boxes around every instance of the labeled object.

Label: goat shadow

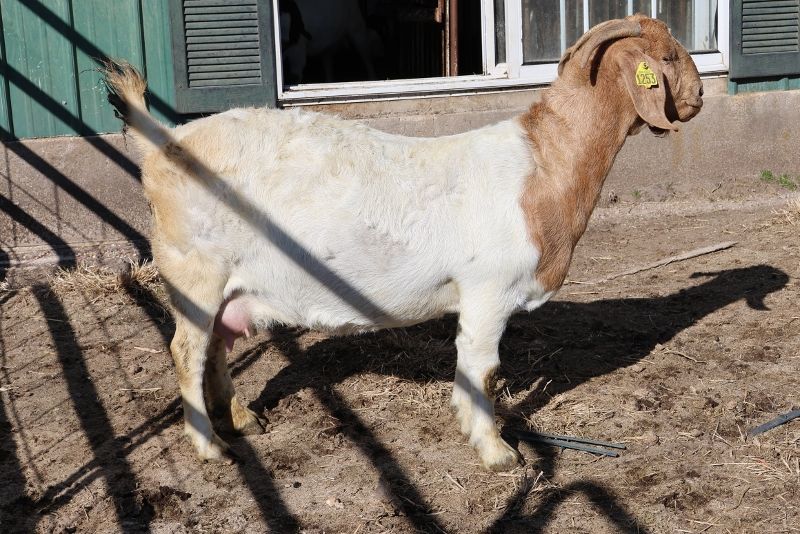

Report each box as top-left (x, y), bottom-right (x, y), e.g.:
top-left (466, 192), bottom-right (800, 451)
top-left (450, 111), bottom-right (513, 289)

top-left (251, 264), bottom-right (787, 413)
top-left (486, 265), bottom-right (790, 532)
top-left (242, 264), bottom-right (786, 532)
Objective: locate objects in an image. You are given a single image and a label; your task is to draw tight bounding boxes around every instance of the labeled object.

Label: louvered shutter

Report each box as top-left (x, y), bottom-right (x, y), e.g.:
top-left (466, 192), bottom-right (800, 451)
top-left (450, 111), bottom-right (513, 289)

top-left (730, 0), bottom-right (800, 79)
top-left (169, 0), bottom-right (277, 113)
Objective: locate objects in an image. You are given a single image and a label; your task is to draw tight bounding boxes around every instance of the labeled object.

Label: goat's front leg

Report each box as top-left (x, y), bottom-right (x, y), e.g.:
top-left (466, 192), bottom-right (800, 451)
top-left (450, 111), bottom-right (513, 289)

top-left (453, 294), bottom-right (522, 471)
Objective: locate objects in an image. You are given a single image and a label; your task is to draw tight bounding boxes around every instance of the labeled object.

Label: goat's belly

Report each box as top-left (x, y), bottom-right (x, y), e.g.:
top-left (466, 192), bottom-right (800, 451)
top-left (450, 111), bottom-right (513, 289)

top-left (224, 274), bottom-right (460, 335)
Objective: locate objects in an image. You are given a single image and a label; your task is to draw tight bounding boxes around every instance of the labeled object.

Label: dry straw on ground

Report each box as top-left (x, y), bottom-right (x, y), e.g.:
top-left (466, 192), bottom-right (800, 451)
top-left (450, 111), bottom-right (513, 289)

top-left (50, 260), bottom-right (161, 296)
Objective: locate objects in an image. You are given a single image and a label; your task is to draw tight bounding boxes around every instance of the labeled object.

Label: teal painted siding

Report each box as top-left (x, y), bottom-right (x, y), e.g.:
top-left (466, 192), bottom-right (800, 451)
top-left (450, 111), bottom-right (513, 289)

top-left (142, 0), bottom-right (177, 125)
top-left (73, 0), bottom-right (145, 134)
top-left (0, 0), bottom-right (176, 140)
top-left (729, 76), bottom-right (800, 95)
top-left (0, 7), bottom-right (10, 133)
top-left (2, 0), bottom-right (79, 138)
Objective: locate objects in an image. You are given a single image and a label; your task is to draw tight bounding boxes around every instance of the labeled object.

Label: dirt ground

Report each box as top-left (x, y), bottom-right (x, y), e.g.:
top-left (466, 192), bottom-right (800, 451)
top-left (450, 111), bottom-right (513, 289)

top-left (1, 180), bottom-right (798, 533)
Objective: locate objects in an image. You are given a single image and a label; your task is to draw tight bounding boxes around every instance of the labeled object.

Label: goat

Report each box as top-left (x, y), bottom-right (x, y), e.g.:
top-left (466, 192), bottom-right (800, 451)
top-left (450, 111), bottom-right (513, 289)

top-left (104, 14), bottom-right (702, 471)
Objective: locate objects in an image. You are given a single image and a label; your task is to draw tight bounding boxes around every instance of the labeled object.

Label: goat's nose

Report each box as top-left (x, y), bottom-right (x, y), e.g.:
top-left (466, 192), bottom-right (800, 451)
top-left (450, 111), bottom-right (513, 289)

top-left (699, 85), bottom-right (704, 97)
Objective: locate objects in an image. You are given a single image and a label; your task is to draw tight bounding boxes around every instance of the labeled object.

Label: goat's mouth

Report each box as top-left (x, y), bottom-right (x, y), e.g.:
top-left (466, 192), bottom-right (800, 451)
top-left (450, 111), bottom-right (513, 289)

top-left (678, 98), bottom-right (703, 121)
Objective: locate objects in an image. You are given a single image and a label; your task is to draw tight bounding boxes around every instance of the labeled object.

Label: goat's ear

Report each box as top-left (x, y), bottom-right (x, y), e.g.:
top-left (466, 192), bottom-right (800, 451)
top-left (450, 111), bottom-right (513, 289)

top-left (558, 19), bottom-right (641, 75)
top-left (617, 51), bottom-right (677, 131)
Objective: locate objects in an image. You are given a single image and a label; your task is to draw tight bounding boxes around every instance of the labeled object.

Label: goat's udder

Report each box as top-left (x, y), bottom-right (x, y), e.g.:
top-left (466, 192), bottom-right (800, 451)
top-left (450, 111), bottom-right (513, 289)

top-left (213, 297), bottom-right (253, 351)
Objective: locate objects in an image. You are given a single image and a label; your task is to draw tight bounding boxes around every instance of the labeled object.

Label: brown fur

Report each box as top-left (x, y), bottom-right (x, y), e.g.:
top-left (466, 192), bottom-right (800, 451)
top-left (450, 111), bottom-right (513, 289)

top-left (482, 367), bottom-right (499, 401)
top-left (519, 15), bottom-right (702, 292)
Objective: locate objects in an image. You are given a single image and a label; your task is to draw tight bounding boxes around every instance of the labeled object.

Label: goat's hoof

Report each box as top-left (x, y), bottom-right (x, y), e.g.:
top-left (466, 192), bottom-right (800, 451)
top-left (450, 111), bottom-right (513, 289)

top-left (478, 438), bottom-right (523, 472)
top-left (232, 401), bottom-right (267, 436)
top-left (235, 414), bottom-right (267, 436)
top-left (197, 434), bottom-right (237, 465)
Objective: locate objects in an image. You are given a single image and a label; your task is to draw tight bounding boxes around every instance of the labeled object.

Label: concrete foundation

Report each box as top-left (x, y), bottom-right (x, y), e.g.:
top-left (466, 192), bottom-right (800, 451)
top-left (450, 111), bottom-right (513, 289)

top-left (2, 76), bottom-right (799, 284)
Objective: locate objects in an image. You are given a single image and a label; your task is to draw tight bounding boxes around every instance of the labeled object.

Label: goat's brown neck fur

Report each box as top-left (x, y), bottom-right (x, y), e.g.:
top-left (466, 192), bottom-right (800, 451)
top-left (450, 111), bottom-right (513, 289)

top-left (520, 71), bottom-right (638, 292)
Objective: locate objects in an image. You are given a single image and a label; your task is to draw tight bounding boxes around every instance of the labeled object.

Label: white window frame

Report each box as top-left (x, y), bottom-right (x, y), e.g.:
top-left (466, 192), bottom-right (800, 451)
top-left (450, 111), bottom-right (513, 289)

top-left (276, 0), bottom-right (729, 104)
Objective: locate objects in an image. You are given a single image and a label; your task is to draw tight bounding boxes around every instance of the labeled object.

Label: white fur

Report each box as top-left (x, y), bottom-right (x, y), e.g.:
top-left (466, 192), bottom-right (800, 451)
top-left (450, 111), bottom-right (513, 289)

top-left (170, 108), bottom-right (548, 330)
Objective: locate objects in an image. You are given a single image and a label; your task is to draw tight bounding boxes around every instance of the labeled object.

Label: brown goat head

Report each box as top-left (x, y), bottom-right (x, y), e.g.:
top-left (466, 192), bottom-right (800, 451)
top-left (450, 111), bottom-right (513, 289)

top-left (558, 14), bottom-right (703, 133)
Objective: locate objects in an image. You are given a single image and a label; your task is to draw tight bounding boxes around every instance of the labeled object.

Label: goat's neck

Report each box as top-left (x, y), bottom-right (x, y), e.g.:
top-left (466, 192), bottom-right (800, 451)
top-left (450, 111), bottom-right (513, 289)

top-left (519, 78), bottom-right (638, 291)
top-left (529, 80), bottom-right (636, 206)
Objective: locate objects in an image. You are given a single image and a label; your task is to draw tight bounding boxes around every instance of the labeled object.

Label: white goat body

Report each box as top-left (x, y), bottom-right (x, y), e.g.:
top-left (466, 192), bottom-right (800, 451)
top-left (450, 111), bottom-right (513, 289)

top-left (172, 109), bottom-right (542, 340)
top-left (104, 14), bottom-right (703, 471)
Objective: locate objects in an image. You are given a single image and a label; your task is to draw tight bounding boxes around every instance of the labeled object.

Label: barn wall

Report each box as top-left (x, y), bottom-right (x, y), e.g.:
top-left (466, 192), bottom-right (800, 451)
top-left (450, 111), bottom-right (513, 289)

top-left (0, 0), bottom-right (176, 140)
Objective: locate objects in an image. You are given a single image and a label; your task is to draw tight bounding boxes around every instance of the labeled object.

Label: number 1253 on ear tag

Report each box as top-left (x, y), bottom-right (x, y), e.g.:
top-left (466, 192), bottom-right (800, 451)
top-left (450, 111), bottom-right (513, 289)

top-left (635, 62), bottom-right (658, 88)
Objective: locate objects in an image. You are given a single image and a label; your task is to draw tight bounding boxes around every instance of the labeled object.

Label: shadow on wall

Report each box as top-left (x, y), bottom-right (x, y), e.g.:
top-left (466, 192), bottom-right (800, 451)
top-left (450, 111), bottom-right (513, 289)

top-left (0, 76), bottom-right (149, 272)
top-left (0, 0), bottom-right (182, 273)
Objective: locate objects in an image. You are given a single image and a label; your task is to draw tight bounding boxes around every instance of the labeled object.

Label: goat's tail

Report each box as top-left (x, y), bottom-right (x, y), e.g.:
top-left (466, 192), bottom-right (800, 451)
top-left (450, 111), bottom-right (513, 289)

top-left (102, 60), bottom-right (170, 155)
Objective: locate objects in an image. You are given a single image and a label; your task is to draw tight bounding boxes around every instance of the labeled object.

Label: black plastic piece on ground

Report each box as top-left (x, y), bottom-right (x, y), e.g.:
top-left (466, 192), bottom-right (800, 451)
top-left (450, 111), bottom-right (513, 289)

top-left (511, 429), bottom-right (626, 457)
top-left (749, 409), bottom-right (800, 437)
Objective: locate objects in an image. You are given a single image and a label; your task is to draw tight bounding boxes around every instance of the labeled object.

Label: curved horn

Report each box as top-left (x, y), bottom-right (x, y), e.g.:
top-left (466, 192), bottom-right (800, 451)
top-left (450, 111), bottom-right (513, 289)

top-left (557, 19), bottom-right (642, 75)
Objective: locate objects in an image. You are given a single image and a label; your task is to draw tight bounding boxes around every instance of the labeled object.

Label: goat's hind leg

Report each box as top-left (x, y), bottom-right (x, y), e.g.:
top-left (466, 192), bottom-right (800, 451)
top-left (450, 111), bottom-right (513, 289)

top-left (171, 316), bottom-right (233, 462)
top-left (165, 261), bottom-right (233, 462)
top-left (204, 336), bottom-right (266, 436)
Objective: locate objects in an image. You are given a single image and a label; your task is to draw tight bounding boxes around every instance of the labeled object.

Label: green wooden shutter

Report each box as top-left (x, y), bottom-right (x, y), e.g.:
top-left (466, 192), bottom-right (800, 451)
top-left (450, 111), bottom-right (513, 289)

top-left (169, 0), bottom-right (277, 113)
top-left (730, 0), bottom-right (800, 79)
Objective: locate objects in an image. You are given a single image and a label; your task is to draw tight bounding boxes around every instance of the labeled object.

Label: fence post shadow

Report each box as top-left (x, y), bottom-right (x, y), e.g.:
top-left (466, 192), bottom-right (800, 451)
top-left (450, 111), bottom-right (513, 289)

top-left (121, 277), bottom-right (302, 531)
top-left (257, 332), bottom-right (450, 533)
top-left (0, 196), bottom-right (77, 271)
top-left (487, 478), bottom-right (652, 534)
top-left (31, 284), bottom-right (153, 533)
top-left (0, 291), bottom-right (40, 534)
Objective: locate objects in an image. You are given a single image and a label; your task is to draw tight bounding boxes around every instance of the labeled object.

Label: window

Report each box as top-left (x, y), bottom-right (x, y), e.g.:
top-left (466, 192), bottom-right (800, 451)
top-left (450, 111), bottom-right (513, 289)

top-left (510, 1), bottom-right (728, 84)
top-left (271, 0), bottom-right (729, 101)
top-left (520, 1), bottom-right (717, 62)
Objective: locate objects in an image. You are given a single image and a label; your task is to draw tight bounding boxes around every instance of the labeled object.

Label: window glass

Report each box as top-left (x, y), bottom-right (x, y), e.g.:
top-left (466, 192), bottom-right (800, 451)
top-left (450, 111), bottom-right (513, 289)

top-left (279, 0), bottom-right (486, 85)
top-left (658, 1), bottom-right (718, 52)
top-left (521, 0), bottom-right (717, 63)
top-left (522, 0), bottom-right (583, 63)
top-left (495, 0), bottom-right (506, 63)
top-left (589, 1), bottom-right (651, 27)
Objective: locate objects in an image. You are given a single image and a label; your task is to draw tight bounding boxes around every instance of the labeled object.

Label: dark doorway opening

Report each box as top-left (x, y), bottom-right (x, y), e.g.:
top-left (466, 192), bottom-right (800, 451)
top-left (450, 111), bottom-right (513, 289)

top-left (279, 0), bottom-right (484, 85)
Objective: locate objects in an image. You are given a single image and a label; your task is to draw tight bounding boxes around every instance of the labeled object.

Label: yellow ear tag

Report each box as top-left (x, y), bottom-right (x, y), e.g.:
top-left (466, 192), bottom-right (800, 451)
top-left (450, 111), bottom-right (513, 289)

top-left (635, 62), bottom-right (658, 88)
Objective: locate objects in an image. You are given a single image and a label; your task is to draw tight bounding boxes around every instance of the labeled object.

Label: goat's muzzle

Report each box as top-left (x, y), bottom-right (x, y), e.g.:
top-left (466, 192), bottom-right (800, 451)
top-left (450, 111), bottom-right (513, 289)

top-left (682, 98), bottom-right (703, 120)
